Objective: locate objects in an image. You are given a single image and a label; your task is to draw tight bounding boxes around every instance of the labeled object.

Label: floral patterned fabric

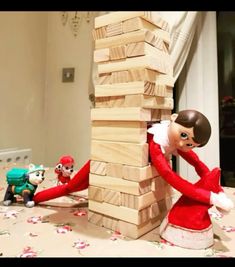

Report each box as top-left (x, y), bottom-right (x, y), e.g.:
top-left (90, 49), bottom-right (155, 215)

top-left (0, 163), bottom-right (235, 257)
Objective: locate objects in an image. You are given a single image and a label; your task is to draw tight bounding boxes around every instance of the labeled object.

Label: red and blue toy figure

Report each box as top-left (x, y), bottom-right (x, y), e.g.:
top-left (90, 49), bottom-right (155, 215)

top-left (55, 155), bottom-right (74, 185)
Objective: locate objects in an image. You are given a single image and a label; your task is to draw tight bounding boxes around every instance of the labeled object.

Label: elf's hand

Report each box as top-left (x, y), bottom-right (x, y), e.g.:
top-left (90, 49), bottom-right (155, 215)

top-left (210, 191), bottom-right (234, 212)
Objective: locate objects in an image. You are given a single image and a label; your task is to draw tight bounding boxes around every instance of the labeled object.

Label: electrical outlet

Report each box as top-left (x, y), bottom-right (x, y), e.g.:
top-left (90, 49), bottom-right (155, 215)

top-left (62, 68), bottom-right (75, 82)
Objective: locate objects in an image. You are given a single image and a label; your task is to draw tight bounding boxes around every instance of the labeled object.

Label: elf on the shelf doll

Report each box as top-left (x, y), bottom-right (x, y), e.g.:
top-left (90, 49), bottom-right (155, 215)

top-left (33, 110), bottom-right (234, 249)
top-left (148, 110), bottom-right (234, 249)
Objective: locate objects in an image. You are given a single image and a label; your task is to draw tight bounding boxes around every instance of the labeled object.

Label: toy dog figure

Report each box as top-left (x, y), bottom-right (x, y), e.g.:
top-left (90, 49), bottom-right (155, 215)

top-left (3, 164), bottom-right (45, 208)
top-left (55, 155), bottom-right (74, 185)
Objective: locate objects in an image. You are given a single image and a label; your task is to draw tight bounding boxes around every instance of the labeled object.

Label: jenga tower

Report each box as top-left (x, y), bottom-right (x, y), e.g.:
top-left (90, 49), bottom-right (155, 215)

top-left (88, 12), bottom-right (175, 239)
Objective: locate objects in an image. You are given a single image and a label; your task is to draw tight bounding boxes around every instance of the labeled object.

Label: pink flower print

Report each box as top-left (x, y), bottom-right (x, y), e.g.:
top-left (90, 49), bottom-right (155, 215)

top-left (4, 210), bottom-right (19, 219)
top-left (27, 216), bottom-right (42, 224)
top-left (221, 226), bottom-right (235, 232)
top-left (73, 209), bottom-right (87, 216)
top-left (19, 246), bottom-right (37, 258)
top-left (73, 239), bottom-right (89, 249)
top-left (56, 225), bottom-right (72, 234)
top-left (110, 230), bottom-right (123, 241)
top-left (208, 210), bottom-right (223, 220)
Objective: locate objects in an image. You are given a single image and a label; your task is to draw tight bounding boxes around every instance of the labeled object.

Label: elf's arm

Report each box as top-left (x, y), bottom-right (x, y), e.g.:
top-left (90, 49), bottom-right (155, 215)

top-left (149, 134), bottom-right (210, 204)
top-left (177, 149), bottom-right (210, 177)
top-left (149, 134), bottom-right (233, 211)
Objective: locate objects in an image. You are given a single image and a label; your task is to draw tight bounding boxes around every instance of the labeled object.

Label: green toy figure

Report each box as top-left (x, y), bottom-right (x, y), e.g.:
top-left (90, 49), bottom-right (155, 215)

top-left (3, 163), bottom-right (45, 208)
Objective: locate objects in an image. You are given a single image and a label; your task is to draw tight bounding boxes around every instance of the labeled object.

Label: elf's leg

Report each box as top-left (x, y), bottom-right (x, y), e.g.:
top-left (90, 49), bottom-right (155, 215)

top-left (33, 160), bottom-right (90, 204)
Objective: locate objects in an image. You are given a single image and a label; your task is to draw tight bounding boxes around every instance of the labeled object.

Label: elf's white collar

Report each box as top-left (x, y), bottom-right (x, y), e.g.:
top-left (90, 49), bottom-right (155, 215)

top-left (148, 120), bottom-right (178, 159)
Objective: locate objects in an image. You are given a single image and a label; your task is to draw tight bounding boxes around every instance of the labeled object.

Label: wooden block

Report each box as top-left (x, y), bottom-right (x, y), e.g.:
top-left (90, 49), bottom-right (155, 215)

top-left (102, 215), bottom-right (119, 231)
top-left (121, 191), bottom-right (156, 210)
top-left (103, 189), bottom-right (121, 206)
top-left (106, 21), bottom-right (123, 37)
top-left (139, 207), bottom-right (150, 224)
top-left (95, 81), bottom-right (155, 97)
top-left (127, 68), bottom-right (174, 87)
top-left (151, 109), bottom-right (161, 121)
top-left (123, 164), bottom-right (159, 182)
top-left (160, 109), bottom-right (172, 120)
top-left (155, 176), bottom-right (167, 189)
top-left (95, 29), bottom-right (164, 50)
top-left (110, 70), bottom-right (129, 83)
top-left (95, 12), bottom-right (169, 32)
top-left (128, 68), bottom-right (157, 82)
top-left (91, 121), bottom-right (147, 143)
top-left (88, 210), bottom-right (103, 226)
top-left (146, 32), bottom-right (166, 51)
top-left (165, 184), bottom-right (175, 197)
top-left (110, 45), bottom-right (126, 60)
top-left (122, 16), bottom-right (170, 45)
top-left (165, 86), bottom-right (173, 98)
top-left (118, 216), bottom-right (161, 239)
top-left (139, 179), bottom-right (152, 194)
top-left (89, 199), bottom-right (143, 225)
top-left (89, 173), bottom-right (150, 196)
top-left (152, 176), bottom-right (174, 193)
top-left (90, 160), bottom-right (107, 175)
top-left (149, 203), bottom-right (160, 219)
top-left (98, 73), bottom-right (111, 85)
top-left (98, 55), bottom-right (173, 76)
top-left (146, 12), bottom-right (170, 32)
top-left (94, 48), bottom-right (110, 63)
top-left (95, 96), bottom-right (125, 108)
top-left (106, 163), bottom-right (123, 178)
top-left (126, 42), bottom-right (146, 57)
top-left (122, 17), bottom-right (145, 33)
top-left (126, 41), bottom-right (166, 58)
top-left (124, 95), bottom-right (174, 110)
top-left (143, 95), bottom-right (173, 110)
top-left (158, 197), bottom-right (173, 214)
top-left (91, 140), bottom-right (149, 167)
top-left (91, 107), bottom-right (152, 121)
top-left (95, 96), bottom-right (112, 108)
top-left (95, 12), bottom-right (148, 28)
top-left (154, 84), bottom-right (173, 97)
top-left (92, 27), bottom-right (106, 40)
top-left (155, 73), bottom-right (175, 87)
top-left (88, 185), bottom-right (104, 202)
top-left (108, 96), bottom-right (125, 107)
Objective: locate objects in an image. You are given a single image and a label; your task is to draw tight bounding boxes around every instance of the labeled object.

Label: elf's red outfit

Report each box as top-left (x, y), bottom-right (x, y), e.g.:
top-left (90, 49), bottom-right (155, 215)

top-left (148, 133), bottom-right (223, 249)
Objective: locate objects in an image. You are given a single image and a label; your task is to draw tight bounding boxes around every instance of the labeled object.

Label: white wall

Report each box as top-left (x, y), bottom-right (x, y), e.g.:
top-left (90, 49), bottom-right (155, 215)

top-left (0, 12), bottom-right (95, 169)
top-left (0, 12), bottom-right (48, 165)
top-left (44, 12), bottom-right (95, 168)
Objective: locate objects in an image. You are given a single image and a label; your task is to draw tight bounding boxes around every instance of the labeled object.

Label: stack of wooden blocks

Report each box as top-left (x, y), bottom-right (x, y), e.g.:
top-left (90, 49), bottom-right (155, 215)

top-left (88, 11), bottom-right (175, 239)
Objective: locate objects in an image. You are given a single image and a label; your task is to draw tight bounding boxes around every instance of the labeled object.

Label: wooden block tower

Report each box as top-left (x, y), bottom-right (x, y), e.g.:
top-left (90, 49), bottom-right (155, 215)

top-left (88, 12), bottom-right (175, 239)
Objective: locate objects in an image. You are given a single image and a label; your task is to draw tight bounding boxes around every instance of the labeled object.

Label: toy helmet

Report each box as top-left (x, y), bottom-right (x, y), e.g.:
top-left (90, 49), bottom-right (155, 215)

top-left (59, 155), bottom-right (74, 165)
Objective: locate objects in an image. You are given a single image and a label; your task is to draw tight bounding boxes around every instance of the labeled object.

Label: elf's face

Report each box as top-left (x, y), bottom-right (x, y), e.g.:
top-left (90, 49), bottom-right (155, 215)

top-left (168, 114), bottom-right (200, 152)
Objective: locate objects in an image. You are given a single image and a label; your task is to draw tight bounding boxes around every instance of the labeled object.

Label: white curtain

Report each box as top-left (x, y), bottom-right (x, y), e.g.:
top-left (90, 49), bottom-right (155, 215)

top-left (156, 12), bottom-right (199, 82)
